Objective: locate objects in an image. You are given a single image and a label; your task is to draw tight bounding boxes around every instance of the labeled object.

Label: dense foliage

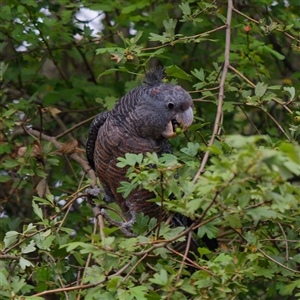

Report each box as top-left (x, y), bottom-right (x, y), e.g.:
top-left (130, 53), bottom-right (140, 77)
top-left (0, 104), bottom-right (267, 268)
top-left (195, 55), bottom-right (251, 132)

top-left (1, 0), bottom-right (300, 299)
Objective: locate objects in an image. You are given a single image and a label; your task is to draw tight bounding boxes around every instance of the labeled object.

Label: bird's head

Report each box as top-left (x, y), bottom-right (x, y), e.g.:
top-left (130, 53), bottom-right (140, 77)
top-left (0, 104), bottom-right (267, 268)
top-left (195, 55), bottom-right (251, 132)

top-left (112, 67), bottom-right (194, 140)
top-left (133, 68), bottom-right (194, 140)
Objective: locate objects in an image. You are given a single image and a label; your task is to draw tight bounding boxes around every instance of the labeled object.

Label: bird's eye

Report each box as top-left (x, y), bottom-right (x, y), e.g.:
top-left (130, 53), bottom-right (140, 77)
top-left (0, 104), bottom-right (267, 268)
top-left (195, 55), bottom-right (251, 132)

top-left (167, 102), bottom-right (174, 110)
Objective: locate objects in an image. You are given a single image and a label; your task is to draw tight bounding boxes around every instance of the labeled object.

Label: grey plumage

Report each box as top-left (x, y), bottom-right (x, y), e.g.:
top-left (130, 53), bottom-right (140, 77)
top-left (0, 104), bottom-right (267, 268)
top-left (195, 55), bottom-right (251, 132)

top-left (86, 67), bottom-right (217, 256)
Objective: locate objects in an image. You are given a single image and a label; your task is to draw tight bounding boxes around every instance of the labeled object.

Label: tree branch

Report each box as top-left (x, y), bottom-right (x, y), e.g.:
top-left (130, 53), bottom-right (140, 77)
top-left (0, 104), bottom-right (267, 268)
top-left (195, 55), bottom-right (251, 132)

top-left (193, 0), bottom-right (233, 183)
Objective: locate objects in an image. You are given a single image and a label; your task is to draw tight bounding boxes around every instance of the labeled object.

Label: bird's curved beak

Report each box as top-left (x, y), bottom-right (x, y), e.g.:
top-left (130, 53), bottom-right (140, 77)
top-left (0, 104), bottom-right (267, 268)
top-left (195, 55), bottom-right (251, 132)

top-left (162, 106), bottom-right (193, 138)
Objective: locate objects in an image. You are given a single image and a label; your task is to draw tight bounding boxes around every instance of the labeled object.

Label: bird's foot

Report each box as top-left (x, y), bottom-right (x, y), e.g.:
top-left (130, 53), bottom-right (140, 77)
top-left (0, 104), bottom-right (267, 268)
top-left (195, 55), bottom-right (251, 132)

top-left (86, 188), bottom-right (115, 203)
top-left (86, 187), bottom-right (104, 198)
top-left (99, 209), bottom-right (137, 238)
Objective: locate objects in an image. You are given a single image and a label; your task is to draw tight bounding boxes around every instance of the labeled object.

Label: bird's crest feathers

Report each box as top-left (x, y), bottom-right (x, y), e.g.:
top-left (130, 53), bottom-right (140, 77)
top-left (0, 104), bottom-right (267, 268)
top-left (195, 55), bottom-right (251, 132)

top-left (142, 67), bottom-right (166, 86)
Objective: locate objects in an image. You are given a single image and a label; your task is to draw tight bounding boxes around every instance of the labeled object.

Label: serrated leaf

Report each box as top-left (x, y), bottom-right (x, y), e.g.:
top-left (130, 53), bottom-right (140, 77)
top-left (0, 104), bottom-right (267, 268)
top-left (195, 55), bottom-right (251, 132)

top-left (96, 47), bottom-right (124, 55)
top-left (117, 181), bottom-right (137, 198)
top-left (165, 65), bottom-right (192, 82)
top-left (22, 240), bottom-right (36, 254)
top-left (255, 82), bottom-right (268, 98)
top-left (181, 142), bottom-right (200, 157)
top-left (149, 32), bottom-right (171, 43)
top-left (19, 257), bottom-right (34, 270)
top-left (149, 269), bottom-right (168, 285)
top-left (4, 231), bottom-right (19, 248)
top-left (179, 2), bottom-right (191, 15)
top-left (23, 223), bottom-right (36, 234)
top-left (191, 68), bottom-right (205, 81)
top-left (213, 253), bottom-right (233, 263)
top-left (223, 102), bottom-right (235, 112)
top-left (32, 201), bottom-right (44, 220)
top-left (197, 222), bottom-right (218, 240)
top-left (0, 271), bottom-right (9, 288)
top-left (246, 207), bottom-right (278, 225)
top-left (225, 214), bottom-right (241, 228)
top-left (283, 86), bottom-right (295, 100)
top-left (129, 286), bottom-right (148, 299)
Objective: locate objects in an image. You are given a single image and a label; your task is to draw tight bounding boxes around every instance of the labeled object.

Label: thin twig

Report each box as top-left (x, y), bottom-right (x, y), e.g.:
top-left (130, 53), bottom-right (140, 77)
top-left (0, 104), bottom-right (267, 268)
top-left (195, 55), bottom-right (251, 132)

top-left (32, 262), bottom-right (132, 297)
top-left (56, 115), bottom-right (96, 140)
top-left (229, 64), bottom-right (293, 115)
top-left (277, 222), bottom-right (289, 263)
top-left (176, 231), bottom-right (192, 281)
top-left (76, 218), bottom-right (99, 300)
top-left (123, 253), bottom-right (149, 282)
top-left (238, 105), bottom-right (262, 135)
top-left (142, 25), bottom-right (227, 51)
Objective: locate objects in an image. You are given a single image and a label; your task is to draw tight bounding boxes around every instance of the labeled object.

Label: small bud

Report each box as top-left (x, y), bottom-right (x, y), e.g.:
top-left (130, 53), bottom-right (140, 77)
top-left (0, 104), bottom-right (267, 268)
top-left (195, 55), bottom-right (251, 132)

top-left (243, 25), bottom-right (251, 32)
top-left (294, 116), bottom-right (300, 123)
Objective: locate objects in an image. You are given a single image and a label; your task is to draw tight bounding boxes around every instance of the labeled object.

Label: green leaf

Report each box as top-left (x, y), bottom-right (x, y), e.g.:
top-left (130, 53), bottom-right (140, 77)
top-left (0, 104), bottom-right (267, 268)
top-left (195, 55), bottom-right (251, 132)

top-left (191, 68), bottom-right (205, 81)
top-left (223, 102), bottom-right (235, 112)
top-left (0, 271), bottom-right (9, 288)
top-left (4, 231), bottom-right (19, 248)
top-left (2, 159), bottom-right (19, 169)
top-left (3, 108), bottom-right (16, 118)
top-left (96, 47), bottom-right (124, 55)
top-left (213, 253), bottom-right (233, 263)
top-left (21, 240), bottom-right (36, 254)
top-left (129, 286), bottom-right (148, 299)
top-left (19, 257), bottom-right (34, 270)
top-left (224, 214), bottom-right (241, 228)
top-left (281, 279), bottom-right (300, 295)
top-left (263, 45), bottom-right (285, 60)
top-left (118, 181), bottom-right (137, 198)
top-left (149, 269), bottom-right (168, 285)
top-left (255, 82), bottom-right (268, 98)
top-left (246, 207), bottom-right (278, 225)
top-left (180, 142), bottom-right (200, 157)
top-left (179, 2), bottom-right (191, 15)
top-left (197, 222), bottom-right (218, 240)
top-left (283, 86), bottom-right (296, 100)
top-left (32, 201), bottom-right (44, 220)
top-left (165, 65), bottom-right (192, 82)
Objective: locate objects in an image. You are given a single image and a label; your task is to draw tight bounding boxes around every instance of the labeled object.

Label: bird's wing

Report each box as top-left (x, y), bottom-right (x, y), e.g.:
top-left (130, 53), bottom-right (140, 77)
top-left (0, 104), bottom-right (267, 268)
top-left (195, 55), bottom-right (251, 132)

top-left (86, 111), bottom-right (110, 170)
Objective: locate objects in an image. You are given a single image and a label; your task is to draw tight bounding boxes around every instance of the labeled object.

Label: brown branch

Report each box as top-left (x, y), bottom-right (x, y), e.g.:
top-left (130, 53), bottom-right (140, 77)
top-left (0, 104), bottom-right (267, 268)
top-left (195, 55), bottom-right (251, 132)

top-left (277, 222), bottom-right (289, 263)
top-left (32, 261), bottom-right (132, 297)
top-left (56, 116), bottom-right (96, 140)
top-left (193, 0), bottom-right (233, 183)
top-left (12, 127), bottom-right (97, 188)
top-left (176, 231), bottom-right (192, 281)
